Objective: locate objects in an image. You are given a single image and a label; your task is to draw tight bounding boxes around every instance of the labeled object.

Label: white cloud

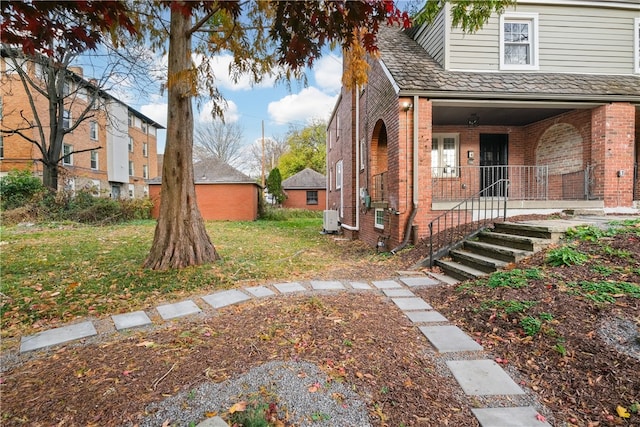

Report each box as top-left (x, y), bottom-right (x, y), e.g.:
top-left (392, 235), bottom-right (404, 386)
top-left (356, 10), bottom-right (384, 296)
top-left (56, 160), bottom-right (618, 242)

top-left (197, 99), bottom-right (239, 124)
top-left (313, 54), bottom-right (342, 93)
top-left (267, 87), bottom-right (338, 125)
top-left (194, 53), bottom-right (277, 91)
top-left (140, 102), bottom-right (168, 127)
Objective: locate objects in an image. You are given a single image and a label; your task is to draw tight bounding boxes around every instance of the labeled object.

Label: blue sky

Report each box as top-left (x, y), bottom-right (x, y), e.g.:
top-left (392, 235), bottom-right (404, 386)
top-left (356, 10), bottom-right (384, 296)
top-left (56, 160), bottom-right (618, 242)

top-left (130, 52), bottom-right (343, 156)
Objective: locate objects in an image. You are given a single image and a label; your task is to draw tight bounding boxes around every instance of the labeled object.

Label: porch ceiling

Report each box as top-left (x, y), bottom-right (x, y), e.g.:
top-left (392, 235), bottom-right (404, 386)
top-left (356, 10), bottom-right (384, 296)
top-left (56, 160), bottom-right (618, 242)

top-left (433, 105), bottom-right (574, 127)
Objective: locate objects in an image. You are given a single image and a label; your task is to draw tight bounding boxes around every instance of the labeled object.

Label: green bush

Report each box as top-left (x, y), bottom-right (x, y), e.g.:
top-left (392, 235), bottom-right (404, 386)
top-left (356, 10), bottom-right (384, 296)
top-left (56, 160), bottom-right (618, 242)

top-left (0, 170), bottom-right (44, 210)
top-left (546, 245), bottom-right (589, 267)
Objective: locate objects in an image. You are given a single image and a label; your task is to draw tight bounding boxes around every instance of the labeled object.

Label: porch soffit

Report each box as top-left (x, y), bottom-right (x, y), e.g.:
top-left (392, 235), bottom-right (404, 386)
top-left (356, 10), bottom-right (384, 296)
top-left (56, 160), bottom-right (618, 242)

top-left (377, 27), bottom-right (640, 104)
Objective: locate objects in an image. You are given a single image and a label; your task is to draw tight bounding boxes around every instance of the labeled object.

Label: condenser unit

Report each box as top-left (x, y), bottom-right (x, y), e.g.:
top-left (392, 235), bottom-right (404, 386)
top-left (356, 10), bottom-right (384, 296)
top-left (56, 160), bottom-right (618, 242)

top-left (322, 210), bottom-right (339, 233)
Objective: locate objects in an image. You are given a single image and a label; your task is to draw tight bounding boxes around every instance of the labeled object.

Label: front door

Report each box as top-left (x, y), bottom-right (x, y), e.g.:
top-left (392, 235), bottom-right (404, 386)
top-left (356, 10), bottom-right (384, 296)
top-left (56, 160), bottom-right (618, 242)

top-left (480, 134), bottom-right (508, 196)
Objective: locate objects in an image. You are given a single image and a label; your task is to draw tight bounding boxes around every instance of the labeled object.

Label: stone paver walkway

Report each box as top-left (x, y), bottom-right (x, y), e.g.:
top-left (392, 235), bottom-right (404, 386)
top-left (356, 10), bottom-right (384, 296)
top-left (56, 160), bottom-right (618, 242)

top-left (14, 275), bottom-right (554, 427)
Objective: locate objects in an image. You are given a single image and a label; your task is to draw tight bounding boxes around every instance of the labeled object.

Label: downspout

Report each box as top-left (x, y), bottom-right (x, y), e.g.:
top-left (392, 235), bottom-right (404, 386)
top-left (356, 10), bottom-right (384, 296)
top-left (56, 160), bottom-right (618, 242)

top-left (341, 85), bottom-right (360, 231)
top-left (391, 95), bottom-right (420, 254)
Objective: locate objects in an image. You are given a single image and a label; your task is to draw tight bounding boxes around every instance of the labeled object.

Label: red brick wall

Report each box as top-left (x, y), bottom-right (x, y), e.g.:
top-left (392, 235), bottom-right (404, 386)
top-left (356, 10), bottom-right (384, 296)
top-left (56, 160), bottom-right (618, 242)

top-left (149, 183), bottom-right (259, 221)
top-left (591, 103), bottom-right (636, 207)
top-left (282, 189), bottom-right (327, 211)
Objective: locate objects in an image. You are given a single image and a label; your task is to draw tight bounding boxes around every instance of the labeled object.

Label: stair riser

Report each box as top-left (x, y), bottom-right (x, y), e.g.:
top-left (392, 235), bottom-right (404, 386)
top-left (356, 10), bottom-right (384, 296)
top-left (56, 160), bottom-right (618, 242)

top-left (493, 223), bottom-right (555, 240)
top-left (435, 261), bottom-right (482, 281)
top-left (450, 253), bottom-right (501, 274)
top-left (478, 235), bottom-right (537, 252)
top-left (464, 243), bottom-right (528, 263)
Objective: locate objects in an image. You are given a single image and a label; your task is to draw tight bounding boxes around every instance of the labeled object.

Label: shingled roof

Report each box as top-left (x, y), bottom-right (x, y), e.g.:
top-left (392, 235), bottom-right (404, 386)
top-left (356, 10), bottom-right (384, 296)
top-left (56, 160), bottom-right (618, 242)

top-left (282, 168), bottom-right (326, 190)
top-left (147, 157), bottom-right (257, 185)
top-left (377, 26), bottom-right (640, 102)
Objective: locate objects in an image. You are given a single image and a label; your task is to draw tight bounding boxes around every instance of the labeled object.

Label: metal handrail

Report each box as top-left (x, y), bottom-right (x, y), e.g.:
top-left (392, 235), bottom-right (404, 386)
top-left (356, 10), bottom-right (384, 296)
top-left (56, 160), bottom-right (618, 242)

top-left (428, 179), bottom-right (509, 267)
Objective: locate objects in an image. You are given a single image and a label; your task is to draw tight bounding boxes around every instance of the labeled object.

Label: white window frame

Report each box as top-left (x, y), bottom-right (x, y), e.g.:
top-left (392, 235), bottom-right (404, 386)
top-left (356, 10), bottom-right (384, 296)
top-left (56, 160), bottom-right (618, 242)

top-left (500, 13), bottom-right (539, 71)
top-left (90, 150), bottom-right (99, 170)
top-left (432, 133), bottom-right (460, 178)
top-left (143, 185), bottom-right (149, 197)
top-left (335, 160), bottom-right (343, 190)
top-left (141, 122), bottom-right (147, 134)
top-left (62, 109), bottom-right (72, 130)
top-left (128, 183), bottom-right (135, 198)
top-left (306, 190), bottom-right (318, 205)
top-left (128, 113), bottom-right (133, 127)
top-left (143, 142), bottom-right (148, 157)
top-left (143, 164), bottom-right (148, 179)
top-left (62, 144), bottom-right (73, 165)
top-left (374, 208), bottom-right (385, 229)
top-left (90, 121), bottom-right (98, 140)
top-left (65, 178), bottom-right (76, 195)
top-left (634, 17), bottom-right (640, 74)
top-left (128, 136), bottom-right (133, 152)
top-left (128, 161), bottom-right (134, 177)
top-left (90, 179), bottom-right (101, 196)
top-left (360, 137), bottom-right (366, 171)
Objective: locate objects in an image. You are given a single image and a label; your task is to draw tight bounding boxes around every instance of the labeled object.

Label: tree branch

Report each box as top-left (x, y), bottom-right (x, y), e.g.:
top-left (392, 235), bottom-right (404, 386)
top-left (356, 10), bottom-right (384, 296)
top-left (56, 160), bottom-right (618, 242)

top-left (56, 146), bottom-right (102, 164)
top-left (187, 6), bottom-right (222, 36)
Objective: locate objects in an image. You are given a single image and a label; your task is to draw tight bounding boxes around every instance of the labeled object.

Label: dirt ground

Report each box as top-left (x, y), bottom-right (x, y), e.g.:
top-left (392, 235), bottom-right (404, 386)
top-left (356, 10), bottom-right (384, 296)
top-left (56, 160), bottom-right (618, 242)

top-left (1, 218), bottom-right (639, 426)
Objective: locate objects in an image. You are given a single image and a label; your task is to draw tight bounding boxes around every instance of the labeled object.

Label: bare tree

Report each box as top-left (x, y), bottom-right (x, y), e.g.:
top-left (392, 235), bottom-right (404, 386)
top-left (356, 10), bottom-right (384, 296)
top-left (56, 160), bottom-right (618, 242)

top-left (193, 120), bottom-right (244, 166)
top-left (247, 135), bottom-right (288, 178)
top-left (0, 34), bottom-right (156, 191)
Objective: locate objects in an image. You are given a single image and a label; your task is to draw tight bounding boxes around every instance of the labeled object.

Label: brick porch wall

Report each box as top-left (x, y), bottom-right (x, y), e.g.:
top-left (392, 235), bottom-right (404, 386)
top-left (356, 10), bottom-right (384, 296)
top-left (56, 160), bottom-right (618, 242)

top-left (591, 103), bottom-right (636, 207)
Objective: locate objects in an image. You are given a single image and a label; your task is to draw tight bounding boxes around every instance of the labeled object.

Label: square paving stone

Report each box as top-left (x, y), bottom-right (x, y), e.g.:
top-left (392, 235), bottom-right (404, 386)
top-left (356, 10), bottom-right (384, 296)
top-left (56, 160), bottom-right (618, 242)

top-left (112, 311), bottom-right (152, 331)
top-left (202, 290), bottom-right (251, 309)
top-left (310, 280), bottom-right (345, 290)
top-left (383, 288), bottom-right (415, 297)
top-left (274, 282), bottom-right (306, 293)
top-left (392, 297), bottom-right (432, 311)
top-left (245, 286), bottom-right (276, 298)
top-left (399, 276), bottom-right (441, 287)
top-left (472, 407), bottom-right (552, 427)
top-left (349, 282), bottom-right (372, 290)
top-left (446, 360), bottom-right (526, 396)
top-left (156, 300), bottom-right (201, 320)
top-left (372, 280), bottom-right (402, 289)
top-left (420, 325), bottom-right (483, 352)
top-left (20, 321), bottom-right (97, 353)
top-left (406, 310), bottom-right (448, 323)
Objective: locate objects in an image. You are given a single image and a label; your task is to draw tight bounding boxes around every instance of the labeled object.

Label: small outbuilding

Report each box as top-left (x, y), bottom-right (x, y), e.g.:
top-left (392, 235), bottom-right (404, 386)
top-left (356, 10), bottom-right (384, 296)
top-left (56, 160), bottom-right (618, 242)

top-left (281, 168), bottom-right (327, 211)
top-left (148, 158), bottom-right (260, 221)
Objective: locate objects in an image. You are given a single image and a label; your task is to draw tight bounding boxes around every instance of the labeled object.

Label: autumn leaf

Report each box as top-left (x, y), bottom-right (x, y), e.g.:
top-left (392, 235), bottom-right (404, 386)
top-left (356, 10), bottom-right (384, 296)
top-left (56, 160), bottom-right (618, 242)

top-left (535, 413), bottom-right (546, 422)
top-left (616, 405), bottom-right (631, 418)
top-left (229, 401), bottom-right (247, 414)
top-left (136, 341), bottom-right (155, 348)
top-left (204, 411), bottom-right (218, 418)
top-left (308, 382), bottom-right (321, 393)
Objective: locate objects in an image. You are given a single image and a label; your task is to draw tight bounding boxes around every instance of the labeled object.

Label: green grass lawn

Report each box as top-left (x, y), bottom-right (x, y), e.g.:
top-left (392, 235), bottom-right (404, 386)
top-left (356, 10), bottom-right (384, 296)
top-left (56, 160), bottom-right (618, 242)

top-left (0, 217), bottom-right (387, 338)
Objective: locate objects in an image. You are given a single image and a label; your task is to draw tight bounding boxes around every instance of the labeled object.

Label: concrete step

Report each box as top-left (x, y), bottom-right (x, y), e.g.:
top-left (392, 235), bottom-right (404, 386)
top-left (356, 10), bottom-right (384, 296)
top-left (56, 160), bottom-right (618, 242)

top-left (435, 259), bottom-right (488, 281)
top-left (450, 249), bottom-right (508, 273)
top-left (463, 240), bottom-right (534, 263)
top-left (493, 222), bottom-right (563, 241)
top-left (477, 231), bottom-right (552, 252)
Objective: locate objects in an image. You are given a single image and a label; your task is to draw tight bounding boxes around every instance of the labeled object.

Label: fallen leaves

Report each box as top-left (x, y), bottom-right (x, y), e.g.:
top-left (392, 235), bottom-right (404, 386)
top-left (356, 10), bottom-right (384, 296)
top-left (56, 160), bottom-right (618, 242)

top-left (228, 401), bottom-right (247, 413)
top-left (616, 405), bottom-right (631, 419)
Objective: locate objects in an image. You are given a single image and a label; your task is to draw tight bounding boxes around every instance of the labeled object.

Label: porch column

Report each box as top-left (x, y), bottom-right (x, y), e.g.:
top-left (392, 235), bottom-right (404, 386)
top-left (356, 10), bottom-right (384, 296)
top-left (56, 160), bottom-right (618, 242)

top-left (413, 98), bottom-right (433, 240)
top-left (590, 103), bottom-right (636, 208)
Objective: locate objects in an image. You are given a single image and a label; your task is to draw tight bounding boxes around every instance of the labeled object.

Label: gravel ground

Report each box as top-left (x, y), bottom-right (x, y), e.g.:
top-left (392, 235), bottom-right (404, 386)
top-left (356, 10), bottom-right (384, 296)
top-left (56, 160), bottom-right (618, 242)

top-left (135, 360), bottom-right (371, 427)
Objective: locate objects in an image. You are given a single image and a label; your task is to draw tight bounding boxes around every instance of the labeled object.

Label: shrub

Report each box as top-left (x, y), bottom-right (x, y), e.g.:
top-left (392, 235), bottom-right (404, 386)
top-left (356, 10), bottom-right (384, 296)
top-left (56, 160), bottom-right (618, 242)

top-left (0, 170), bottom-right (44, 210)
top-left (546, 245), bottom-right (589, 267)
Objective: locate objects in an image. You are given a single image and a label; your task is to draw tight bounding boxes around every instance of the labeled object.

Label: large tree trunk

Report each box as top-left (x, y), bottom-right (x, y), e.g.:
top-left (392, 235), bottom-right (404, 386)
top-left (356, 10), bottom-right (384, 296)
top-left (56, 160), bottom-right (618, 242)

top-left (144, 8), bottom-right (219, 270)
top-left (41, 162), bottom-right (58, 191)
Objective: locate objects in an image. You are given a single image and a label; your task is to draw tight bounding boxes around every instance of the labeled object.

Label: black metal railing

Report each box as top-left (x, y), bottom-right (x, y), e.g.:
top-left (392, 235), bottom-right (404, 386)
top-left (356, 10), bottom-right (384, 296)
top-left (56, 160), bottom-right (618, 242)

top-left (371, 172), bottom-right (386, 202)
top-left (634, 163), bottom-right (639, 201)
top-left (427, 179), bottom-right (509, 267)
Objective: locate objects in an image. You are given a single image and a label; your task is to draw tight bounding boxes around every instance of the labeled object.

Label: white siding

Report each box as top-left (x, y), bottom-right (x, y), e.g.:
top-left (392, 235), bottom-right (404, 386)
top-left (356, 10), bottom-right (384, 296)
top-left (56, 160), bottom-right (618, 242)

top-left (447, 4), bottom-right (639, 74)
top-left (106, 101), bottom-right (129, 183)
top-left (414, 8), bottom-right (446, 66)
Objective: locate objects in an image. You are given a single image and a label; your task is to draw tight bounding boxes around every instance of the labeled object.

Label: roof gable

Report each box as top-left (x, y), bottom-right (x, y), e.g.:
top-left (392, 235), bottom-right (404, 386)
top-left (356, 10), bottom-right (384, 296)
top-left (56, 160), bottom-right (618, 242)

top-left (282, 168), bottom-right (326, 189)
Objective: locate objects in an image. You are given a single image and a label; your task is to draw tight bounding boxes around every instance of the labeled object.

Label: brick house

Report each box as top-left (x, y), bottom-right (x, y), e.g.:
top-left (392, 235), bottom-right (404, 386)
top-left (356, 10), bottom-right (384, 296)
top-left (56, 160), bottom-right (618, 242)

top-left (148, 157), bottom-right (261, 221)
top-left (282, 168), bottom-right (327, 211)
top-left (0, 54), bottom-right (162, 198)
top-left (327, 0), bottom-right (640, 250)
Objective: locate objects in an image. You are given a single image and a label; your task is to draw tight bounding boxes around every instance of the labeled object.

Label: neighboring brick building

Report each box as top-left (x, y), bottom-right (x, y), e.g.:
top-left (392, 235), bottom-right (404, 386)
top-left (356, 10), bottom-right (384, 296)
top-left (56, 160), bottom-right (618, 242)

top-left (328, 1), bottom-right (640, 250)
top-left (1, 54), bottom-right (162, 198)
top-left (282, 168), bottom-right (327, 211)
top-left (148, 157), bottom-right (261, 221)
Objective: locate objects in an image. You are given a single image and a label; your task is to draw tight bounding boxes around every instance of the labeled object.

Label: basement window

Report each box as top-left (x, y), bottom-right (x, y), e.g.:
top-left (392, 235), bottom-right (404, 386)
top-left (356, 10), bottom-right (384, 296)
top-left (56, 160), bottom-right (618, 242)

top-left (374, 208), bottom-right (385, 229)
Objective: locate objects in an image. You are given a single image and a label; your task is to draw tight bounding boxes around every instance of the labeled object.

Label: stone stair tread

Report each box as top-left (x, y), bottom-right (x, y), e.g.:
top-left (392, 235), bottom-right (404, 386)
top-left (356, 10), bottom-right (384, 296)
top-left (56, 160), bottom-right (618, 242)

top-left (425, 271), bottom-right (460, 285)
top-left (436, 259), bottom-right (488, 278)
top-left (465, 240), bottom-right (533, 257)
top-left (450, 249), bottom-right (509, 268)
top-left (479, 230), bottom-right (551, 244)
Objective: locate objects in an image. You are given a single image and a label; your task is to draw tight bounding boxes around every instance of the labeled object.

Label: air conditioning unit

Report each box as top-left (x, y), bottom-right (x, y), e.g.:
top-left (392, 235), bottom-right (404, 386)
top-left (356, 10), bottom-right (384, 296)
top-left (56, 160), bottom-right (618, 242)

top-left (322, 210), bottom-right (339, 233)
